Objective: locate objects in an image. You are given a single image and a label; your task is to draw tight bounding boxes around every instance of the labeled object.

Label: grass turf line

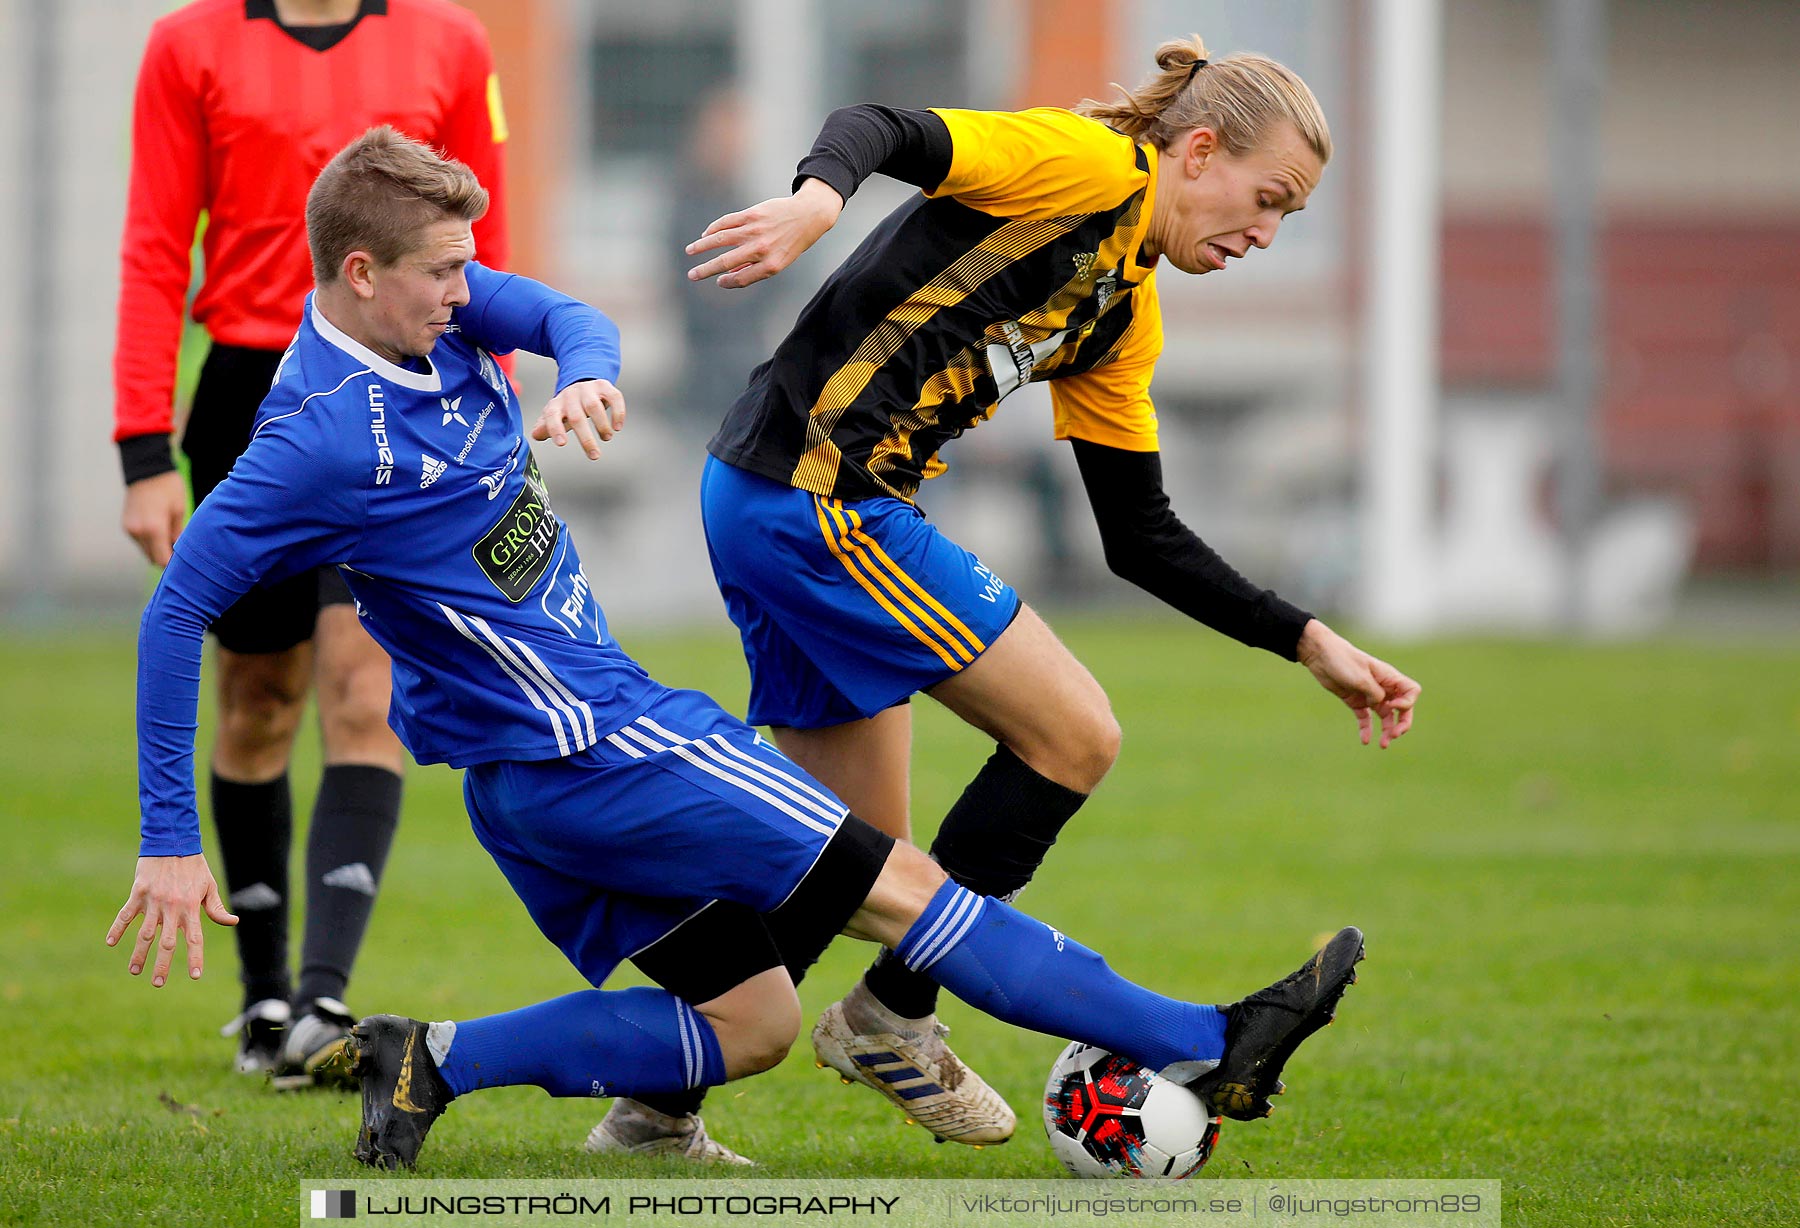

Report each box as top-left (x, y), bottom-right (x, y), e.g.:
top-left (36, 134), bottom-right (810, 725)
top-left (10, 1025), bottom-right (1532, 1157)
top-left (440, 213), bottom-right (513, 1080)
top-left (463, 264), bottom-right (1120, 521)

top-left (0, 620), bottom-right (1796, 1226)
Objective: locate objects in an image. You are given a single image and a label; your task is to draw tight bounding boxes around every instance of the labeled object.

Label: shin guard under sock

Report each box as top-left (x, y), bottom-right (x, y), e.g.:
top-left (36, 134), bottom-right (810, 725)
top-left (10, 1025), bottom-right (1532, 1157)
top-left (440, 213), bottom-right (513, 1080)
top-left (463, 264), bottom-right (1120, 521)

top-left (895, 880), bottom-right (1226, 1071)
top-left (297, 765), bottom-right (402, 1006)
top-left (437, 988), bottom-right (726, 1100)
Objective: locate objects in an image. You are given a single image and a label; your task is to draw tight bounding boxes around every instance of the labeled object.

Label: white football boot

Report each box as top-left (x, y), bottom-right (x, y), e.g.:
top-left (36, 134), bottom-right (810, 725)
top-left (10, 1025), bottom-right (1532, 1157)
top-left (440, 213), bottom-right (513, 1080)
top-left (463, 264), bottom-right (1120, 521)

top-left (585, 1099), bottom-right (754, 1166)
top-left (811, 980), bottom-right (1014, 1145)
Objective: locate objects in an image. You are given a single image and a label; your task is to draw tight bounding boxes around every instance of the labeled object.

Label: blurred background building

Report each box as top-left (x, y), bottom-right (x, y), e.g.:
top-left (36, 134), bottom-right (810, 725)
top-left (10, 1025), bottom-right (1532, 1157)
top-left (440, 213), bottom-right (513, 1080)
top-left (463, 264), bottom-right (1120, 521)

top-left (1, 0), bottom-right (1796, 633)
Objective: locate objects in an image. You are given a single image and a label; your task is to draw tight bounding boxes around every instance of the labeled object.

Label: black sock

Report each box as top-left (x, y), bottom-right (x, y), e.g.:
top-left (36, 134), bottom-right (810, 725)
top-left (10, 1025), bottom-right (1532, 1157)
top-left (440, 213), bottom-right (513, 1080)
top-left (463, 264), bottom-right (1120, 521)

top-left (296, 765), bottom-right (402, 1007)
top-left (210, 772), bottom-right (293, 1009)
top-left (630, 1088), bottom-right (707, 1118)
top-left (863, 745), bottom-right (1089, 1019)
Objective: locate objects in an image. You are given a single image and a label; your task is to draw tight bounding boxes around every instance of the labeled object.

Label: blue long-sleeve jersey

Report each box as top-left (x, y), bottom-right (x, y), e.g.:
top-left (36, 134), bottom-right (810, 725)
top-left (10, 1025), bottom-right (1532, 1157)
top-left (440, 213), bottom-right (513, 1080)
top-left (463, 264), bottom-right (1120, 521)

top-left (137, 263), bottom-right (664, 856)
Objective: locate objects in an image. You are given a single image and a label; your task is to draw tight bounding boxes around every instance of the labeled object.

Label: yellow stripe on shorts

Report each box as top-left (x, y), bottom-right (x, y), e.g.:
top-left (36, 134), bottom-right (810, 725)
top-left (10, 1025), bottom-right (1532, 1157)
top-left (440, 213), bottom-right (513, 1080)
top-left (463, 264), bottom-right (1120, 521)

top-left (813, 498), bottom-right (970, 670)
top-left (821, 500), bottom-right (981, 665)
top-left (842, 505), bottom-right (986, 657)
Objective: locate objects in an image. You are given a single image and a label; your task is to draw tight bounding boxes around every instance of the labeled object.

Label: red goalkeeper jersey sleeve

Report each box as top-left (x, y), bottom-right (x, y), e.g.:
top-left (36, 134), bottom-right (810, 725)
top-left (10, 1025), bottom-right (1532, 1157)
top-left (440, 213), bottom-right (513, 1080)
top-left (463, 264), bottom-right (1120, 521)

top-left (113, 0), bottom-right (511, 445)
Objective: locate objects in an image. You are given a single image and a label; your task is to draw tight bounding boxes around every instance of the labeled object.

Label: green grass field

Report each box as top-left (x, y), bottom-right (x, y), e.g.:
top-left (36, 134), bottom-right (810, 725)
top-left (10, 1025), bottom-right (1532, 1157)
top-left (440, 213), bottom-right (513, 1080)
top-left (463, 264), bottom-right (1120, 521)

top-left (2, 617), bottom-right (1796, 1226)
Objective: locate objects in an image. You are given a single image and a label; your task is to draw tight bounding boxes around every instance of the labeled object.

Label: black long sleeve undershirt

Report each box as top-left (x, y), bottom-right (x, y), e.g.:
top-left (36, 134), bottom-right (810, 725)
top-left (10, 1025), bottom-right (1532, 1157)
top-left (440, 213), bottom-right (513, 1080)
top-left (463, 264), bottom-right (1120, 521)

top-left (120, 432), bottom-right (178, 484)
top-left (1071, 438), bottom-right (1314, 661)
top-left (792, 105), bottom-right (954, 202)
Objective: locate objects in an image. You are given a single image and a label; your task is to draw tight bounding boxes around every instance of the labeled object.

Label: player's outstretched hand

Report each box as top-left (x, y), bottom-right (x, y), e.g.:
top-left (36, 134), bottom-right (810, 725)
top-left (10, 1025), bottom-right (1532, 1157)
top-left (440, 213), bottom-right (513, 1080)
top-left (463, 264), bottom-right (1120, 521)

top-left (121, 470), bottom-right (189, 567)
top-left (1295, 619), bottom-right (1421, 749)
top-left (106, 854), bottom-right (237, 987)
top-left (530, 379), bottom-right (627, 460)
top-left (686, 177), bottom-right (844, 289)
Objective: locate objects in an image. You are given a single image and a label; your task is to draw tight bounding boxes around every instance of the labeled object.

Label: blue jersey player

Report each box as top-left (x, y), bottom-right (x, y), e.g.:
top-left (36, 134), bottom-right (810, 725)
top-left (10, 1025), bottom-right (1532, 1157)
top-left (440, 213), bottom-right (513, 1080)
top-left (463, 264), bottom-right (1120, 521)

top-left (107, 128), bottom-right (1366, 1170)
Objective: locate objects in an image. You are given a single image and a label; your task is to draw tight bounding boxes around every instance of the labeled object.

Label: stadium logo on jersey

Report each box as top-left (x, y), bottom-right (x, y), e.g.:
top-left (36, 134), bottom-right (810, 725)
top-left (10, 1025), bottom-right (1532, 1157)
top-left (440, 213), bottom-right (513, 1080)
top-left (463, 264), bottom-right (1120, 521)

top-left (473, 455), bottom-right (560, 602)
top-left (368, 383), bottom-right (393, 486)
top-left (420, 454), bottom-right (448, 489)
top-left (440, 396), bottom-right (469, 428)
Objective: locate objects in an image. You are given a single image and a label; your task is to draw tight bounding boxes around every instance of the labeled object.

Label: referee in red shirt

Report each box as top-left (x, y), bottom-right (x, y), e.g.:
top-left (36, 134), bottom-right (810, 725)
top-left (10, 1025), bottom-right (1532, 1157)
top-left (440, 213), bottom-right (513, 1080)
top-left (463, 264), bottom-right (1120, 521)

top-left (112, 0), bottom-right (508, 1086)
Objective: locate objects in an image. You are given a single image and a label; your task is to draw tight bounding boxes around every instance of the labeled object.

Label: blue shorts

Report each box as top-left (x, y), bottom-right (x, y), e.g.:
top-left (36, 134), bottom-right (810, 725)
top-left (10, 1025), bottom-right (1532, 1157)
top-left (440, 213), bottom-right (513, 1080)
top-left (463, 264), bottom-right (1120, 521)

top-left (462, 687), bottom-right (848, 987)
top-left (699, 456), bottom-right (1022, 729)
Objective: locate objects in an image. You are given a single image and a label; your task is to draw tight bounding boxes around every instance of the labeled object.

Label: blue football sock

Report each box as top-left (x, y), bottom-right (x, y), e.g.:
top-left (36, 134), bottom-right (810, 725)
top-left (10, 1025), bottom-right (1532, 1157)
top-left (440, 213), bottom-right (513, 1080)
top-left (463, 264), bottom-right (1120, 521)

top-left (436, 987), bottom-right (725, 1099)
top-left (895, 881), bottom-right (1226, 1071)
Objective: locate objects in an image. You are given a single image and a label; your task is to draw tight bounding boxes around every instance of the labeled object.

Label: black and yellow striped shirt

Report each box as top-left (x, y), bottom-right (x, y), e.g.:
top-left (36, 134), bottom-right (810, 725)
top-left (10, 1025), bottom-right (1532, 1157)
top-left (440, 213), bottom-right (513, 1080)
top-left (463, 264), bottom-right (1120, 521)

top-left (709, 107), bottom-right (1165, 504)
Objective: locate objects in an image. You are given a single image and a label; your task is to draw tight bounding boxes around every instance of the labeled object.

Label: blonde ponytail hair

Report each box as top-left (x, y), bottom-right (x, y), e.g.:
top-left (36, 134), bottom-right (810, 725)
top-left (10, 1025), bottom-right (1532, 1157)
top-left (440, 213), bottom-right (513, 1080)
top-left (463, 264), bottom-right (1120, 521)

top-left (1077, 35), bottom-right (1332, 164)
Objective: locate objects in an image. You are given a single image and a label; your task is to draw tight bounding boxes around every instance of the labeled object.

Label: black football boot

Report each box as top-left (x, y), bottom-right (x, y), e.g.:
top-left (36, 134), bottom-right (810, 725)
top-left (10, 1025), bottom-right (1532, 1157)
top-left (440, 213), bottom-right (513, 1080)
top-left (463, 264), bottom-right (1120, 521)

top-left (344, 1014), bottom-right (454, 1169)
top-left (1189, 926), bottom-right (1365, 1121)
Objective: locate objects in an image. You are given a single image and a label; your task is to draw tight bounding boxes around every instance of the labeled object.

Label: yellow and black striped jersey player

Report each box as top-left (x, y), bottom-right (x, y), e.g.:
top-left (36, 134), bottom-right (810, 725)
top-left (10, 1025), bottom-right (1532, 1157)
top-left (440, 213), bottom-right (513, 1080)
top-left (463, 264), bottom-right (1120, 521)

top-left (583, 40), bottom-right (1423, 1164)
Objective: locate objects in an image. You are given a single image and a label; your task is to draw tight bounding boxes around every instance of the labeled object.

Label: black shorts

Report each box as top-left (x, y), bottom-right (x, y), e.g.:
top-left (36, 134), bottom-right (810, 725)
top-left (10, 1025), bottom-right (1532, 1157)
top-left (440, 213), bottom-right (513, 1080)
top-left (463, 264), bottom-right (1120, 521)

top-left (182, 343), bottom-right (352, 655)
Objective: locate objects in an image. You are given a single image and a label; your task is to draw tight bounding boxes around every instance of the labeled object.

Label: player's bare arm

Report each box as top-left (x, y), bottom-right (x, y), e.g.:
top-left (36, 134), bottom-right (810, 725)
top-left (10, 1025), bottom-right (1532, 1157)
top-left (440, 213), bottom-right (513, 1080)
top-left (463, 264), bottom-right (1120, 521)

top-left (120, 471), bottom-right (189, 567)
top-left (530, 378), bottom-right (628, 460)
top-left (1295, 620), bottom-right (1421, 749)
top-left (685, 177), bottom-right (843, 289)
top-left (106, 854), bottom-right (237, 986)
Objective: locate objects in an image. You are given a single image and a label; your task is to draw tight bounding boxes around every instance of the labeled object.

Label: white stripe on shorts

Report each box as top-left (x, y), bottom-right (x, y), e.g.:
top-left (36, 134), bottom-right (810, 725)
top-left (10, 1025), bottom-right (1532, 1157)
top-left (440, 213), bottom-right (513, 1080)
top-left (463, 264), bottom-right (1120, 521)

top-left (635, 717), bottom-right (846, 822)
top-left (622, 720), bottom-right (839, 838)
top-left (708, 733), bottom-right (846, 814)
top-left (605, 731), bottom-right (646, 758)
top-left (690, 735), bottom-right (845, 825)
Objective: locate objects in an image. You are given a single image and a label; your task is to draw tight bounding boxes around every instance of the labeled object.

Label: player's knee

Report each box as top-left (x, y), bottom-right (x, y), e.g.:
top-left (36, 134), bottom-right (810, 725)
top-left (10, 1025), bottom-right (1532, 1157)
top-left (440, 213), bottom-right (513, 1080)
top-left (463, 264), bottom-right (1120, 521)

top-left (318, 665), bottom-right (398, 756)
top-left (713, 995), bottom-right (800, 1080)
top-left (1022, 704), bottom-right (1120, 793)
top-left (216, 662), bottom-right (307, 757)
top-left (1069, 707), bottom-right (1123, 787)
top-left (737, 1016), bottom-right (798, 1078)
top-left (699, 968), bottom-right (802, 1081)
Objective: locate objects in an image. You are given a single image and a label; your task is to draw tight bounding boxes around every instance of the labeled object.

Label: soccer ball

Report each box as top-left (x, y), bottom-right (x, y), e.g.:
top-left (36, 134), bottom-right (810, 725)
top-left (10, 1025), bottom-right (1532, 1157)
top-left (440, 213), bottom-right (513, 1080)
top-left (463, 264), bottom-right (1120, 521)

top-left (1042, 1043), bottom-right (1222, 1179)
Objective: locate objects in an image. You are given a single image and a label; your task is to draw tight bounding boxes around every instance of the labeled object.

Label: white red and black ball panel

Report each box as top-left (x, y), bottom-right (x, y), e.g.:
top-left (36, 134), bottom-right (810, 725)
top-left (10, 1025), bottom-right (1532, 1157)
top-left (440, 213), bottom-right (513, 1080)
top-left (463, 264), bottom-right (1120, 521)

top-left (1043, 1043), bottom-right (1222, 1179)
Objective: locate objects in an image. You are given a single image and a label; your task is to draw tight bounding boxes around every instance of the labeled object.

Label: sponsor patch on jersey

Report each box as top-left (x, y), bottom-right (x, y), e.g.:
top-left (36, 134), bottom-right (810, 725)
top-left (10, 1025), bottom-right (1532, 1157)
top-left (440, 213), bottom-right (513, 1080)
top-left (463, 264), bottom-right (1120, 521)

top-left (479, 436), bottom-right (522, 499)
top-left (421, 454), bottom-right (448, 489)
top-left (1094, 269), bottom-right (1119, 314)
top-left (453, 400), bottom-right (496, 463)
top-left (477, 349), bottom-right (507, 399)
top-left (473, 455), bottom-right (559, 602)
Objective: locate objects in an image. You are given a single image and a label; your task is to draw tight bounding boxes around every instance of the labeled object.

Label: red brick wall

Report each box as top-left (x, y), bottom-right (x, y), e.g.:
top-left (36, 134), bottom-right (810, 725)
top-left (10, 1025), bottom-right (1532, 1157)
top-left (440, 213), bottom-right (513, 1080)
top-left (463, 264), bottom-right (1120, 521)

top-left (1441, 219), bottom-right (1800, 568)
